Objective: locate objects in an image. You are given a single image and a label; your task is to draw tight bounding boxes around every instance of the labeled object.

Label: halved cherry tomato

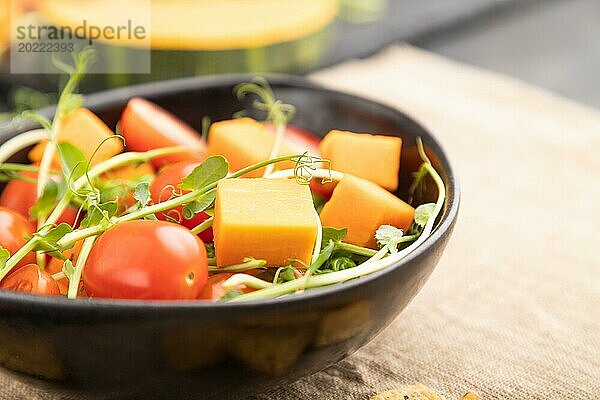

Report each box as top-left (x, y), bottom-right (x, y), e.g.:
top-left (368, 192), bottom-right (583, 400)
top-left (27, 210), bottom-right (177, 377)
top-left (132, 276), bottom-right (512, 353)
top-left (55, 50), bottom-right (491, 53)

top-left (310, 179), bottom-right (337, 201)
top-left (0, 207), bottom-right (36, 268)
top-left (264, 124), bottom-right (321, 157)
top-left (198, 271), bottom-right (258, 301)
top-left (83, 220), bottom-right (208, 300)
top-left (149, 161), bottom-right (213, 242)
top-left (0, 171), bottom-right (81, 226)
top-left (0, 264), bottom-right (60, 295)
top-left (120, 98), bottom-right (206, 169)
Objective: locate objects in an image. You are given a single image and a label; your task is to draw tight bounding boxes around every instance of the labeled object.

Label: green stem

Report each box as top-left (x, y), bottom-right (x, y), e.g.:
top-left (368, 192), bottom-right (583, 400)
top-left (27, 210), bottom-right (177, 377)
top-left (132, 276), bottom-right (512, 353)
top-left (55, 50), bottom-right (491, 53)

top-left (0, 163), bottom-right (59, 174)
top-left (190, 216), bottom-right (213, 235)
top-left (208, 258), bottom-right (266, 273)
top-left (335, 242), bottom-right (377, 257)
top-left (1, 147), bottom-right (187, 279)
top-left (45, 147), bottom-right (187, 227)
top-left (57, 154), bottom-right (306, 248)
top-left (67, 235), bottom-right (96, 299)
top-left (0, 237), bottom-right (41, 280)
top-left (230, 245), bottom-right (391, 302)
top-left (223, 274), bottom-right (272, 290)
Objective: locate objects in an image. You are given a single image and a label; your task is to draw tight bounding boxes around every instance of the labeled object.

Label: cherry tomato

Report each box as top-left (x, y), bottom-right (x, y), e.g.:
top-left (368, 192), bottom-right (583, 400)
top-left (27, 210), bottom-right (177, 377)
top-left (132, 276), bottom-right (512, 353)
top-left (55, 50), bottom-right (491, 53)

top-left (0, 173), bottom-right (37, 219)
top-left (310, 179), bottom-right (337, 201)
top-left (198, 271), bottom-right (258, 301)
top-left (149, 161), bottom-right (213, 242)
top-left (120, 98), bottom-right (206, 169)
top-left (83, 220), bottom-right (208, 300)
top-left (0, 207), bottom-right (36, 268)
top-left (265, 124), bottom-right (321, 157)
top-left (0, 264), bottom-right (60, 295)
top-left (0, 172), bottom-right (81, 226)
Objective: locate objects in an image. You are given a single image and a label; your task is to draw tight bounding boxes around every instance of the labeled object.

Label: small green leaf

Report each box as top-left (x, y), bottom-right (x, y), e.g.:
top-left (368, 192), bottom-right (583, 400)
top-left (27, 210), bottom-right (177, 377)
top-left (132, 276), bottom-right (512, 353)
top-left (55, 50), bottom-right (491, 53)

top-left (57, 142), bottom-right (88, 183)
top-left (274, 266), bottom-right (297, 283)
top-left (321, 227), bottom-right (347, 248)
top-left (182, 190), bottom-right (216, 220)
top-left (205, 243), bottom-right (215, 259)
top-left (133, 182), bottom-right (151, 207)
top-left (375, 225), bottom-right (404, 253)
top-left (414, 203), bottom-right (436, 227)
top-left (33, 223), bottom-right (74, 254)
top-left (312, 192), bottom-right (326, 214)
top-left (0, 246), bottom-right (10, 271)
top-left (219, 290), bottom-right (244, 301)
top-left (30, 180), bottom-right (59, 220)
top-left (306, 240), bottom-right (335, 277)
top-left (80, 202), bottom-right (118, 228)
top-left (329, 256), bottom-right (356, 272)
top-left (179, 156), bottom-right (228, 191)
top-left (62, 259), bottom-right (75, 280)
top-left (42, 223), bottom-right (73, 243)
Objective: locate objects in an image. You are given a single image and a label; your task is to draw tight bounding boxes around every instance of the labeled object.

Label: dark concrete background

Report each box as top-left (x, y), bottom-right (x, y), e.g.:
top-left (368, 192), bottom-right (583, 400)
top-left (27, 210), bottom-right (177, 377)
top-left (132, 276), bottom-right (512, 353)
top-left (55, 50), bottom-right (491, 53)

top-left (417, 0), bottom-right (600, 109)
top-left (1, 0), bottom-right (598, 110)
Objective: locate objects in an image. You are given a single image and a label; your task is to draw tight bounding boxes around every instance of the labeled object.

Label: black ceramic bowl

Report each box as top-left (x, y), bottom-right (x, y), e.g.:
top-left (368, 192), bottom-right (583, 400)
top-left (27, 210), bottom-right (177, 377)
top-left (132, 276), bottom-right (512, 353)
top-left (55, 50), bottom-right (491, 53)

top-left (0, 75), bottom-right (459, 399)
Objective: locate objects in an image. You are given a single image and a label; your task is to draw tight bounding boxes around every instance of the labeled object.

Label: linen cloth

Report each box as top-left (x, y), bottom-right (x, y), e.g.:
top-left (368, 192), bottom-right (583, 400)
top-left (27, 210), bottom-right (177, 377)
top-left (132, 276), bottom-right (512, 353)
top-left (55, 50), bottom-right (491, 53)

top-left (254, 45), bottom-right (600, 399)
top-left (1, 45), bottom-right (598, 399)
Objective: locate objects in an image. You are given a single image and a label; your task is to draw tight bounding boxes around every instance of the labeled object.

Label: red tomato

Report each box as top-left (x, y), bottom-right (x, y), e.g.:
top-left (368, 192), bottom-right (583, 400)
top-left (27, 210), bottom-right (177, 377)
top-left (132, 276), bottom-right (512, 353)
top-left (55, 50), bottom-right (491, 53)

top-left (265, 124), bottom-right (321, 157)
top-left (120, 98), bottom-right (206, 169)
top-left (149, 161), bottom-right (213, 242)
top-left (83, 220), bottom-right (208, 300)
top-left (310, 179), bottom-right (337, 201)
top-left (0, 172), bottom-right (81, 226)
top-left (0, 207), bottom-right (36, 268)
top-left (198, 271), bottom-right (258, 301)
top-left (0, 174), bottom-right (37, 218)
top-left (0, 264), bottom-right (60, 295)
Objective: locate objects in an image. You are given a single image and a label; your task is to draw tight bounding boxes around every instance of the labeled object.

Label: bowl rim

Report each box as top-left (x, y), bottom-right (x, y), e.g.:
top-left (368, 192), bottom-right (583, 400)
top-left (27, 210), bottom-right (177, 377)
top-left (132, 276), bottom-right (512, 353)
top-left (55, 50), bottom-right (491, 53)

top-left (0, 74), bottom-right (460, 313)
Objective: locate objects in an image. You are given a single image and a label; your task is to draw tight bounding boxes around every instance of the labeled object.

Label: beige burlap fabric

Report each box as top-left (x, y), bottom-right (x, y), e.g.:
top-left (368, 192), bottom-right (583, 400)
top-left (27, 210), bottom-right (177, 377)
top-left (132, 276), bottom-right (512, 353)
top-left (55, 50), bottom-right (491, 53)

top-left (1, 46), bottom-right (598, 399)
top-left (253, 45), bottom-right (600, 399)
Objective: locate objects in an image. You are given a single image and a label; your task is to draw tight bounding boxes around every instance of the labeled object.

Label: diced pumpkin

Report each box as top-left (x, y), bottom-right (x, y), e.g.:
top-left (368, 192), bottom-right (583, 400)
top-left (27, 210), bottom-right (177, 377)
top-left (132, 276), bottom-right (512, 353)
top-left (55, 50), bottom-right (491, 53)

top-left (214, 178), bottom-right (318, 266)
top-left (28, 108), bottom-right (123, 167)
top-left (319, 130), bottom-right (402, 191)
top-left (319, 175), bottom-right (415, 249)
top-left (207, 118), bottom-right (297, 177)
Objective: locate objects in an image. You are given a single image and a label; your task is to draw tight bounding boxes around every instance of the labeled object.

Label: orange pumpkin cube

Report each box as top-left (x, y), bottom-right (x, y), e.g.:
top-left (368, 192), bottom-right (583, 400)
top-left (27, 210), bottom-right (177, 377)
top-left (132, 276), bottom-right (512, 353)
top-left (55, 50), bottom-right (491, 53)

top-left (29, 108), bottom-right (123, 167)
top-left (214, 178), bottom-right (318, 267)
top-left (319, 175), bottom-right (414, 249)
top-left (319, 130), bottom-right (402, 191)
top-left (207, 118), bottom-right (296, 177)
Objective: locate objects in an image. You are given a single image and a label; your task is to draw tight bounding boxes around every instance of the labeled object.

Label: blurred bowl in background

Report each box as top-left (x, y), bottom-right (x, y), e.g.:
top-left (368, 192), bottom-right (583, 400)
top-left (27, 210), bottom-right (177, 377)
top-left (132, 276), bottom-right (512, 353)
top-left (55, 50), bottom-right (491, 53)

top-left (1, 0), bottom-right (339, 91)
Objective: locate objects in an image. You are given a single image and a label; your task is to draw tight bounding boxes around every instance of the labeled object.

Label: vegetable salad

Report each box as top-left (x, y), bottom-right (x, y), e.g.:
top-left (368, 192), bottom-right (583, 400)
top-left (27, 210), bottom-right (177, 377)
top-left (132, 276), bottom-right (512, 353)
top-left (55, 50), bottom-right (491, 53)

top-left (0, 50), bottom-right (445, 302)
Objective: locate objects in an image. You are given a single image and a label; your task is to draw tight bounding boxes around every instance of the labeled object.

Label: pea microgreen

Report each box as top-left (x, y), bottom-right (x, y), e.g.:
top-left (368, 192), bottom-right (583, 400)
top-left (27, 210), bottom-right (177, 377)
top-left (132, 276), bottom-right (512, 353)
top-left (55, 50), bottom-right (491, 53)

top-left (0, 246), bottom-right (10, 273)
top-left (29, 180), bottom-right (59, 221)
top-left (414, 203), bottom-right (436, 227)
top-left (179, 156), bottom-right (228, 191)
top-left (133, 181), bottom-right (152, 207)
